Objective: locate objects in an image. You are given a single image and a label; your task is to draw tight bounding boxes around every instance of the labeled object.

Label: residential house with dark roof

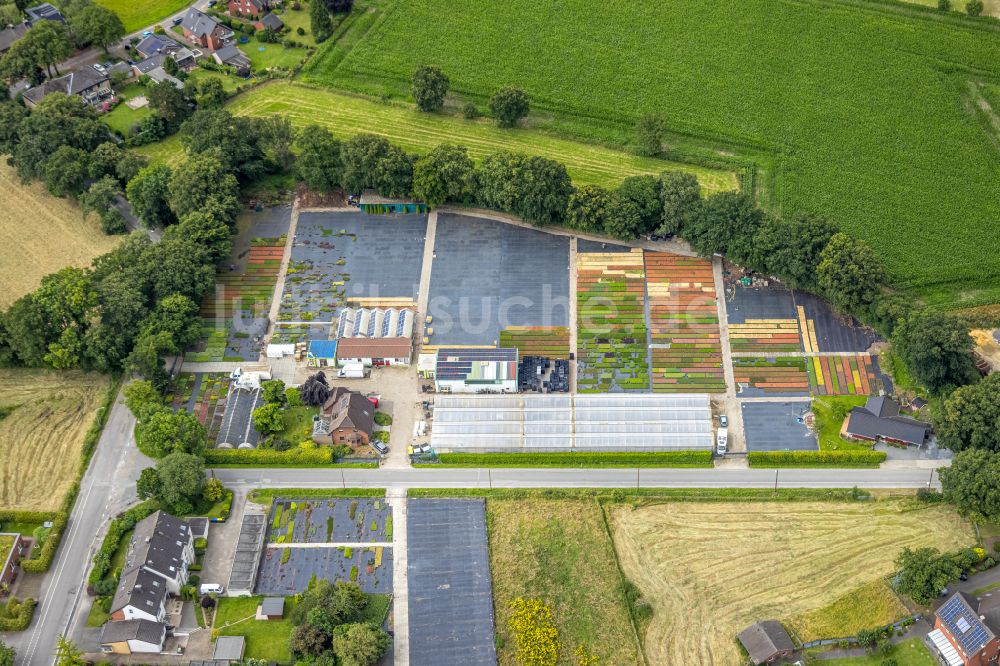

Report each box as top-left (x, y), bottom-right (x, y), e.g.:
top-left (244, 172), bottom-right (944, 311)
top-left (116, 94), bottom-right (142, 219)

top-left (134, 33), bottom-right (196, 70)
top-left (110, 566), bottom-right (168, 623)
top-left (25, 3), bottom-right (63, 24)
top-left (843, 396), bottom-right (931, 446)
top-left (254, 12), bottom-right (283, 32)
top-left (22, 67), bottom-right (112, 108)
top-left (0, 532), bottom-right (27, 588)
top-left (929, 592), bottom-right (1000, 666)
top-left (737, 620), bottom-right (796, 665)
top-left (212, 43), bottom-right (251, 76)
top-left (229, 0), bottom-right (271, 18)
top-left (123, 510), bottom-right (195, 595)
top-left (312, 387), bottom-right (375, 447)
top-left (100, 618), bottom-right (166, 655)
top-left (0, 23), bottom-right (28, 55)
top-left (181, 8), bottom-right (233, 51)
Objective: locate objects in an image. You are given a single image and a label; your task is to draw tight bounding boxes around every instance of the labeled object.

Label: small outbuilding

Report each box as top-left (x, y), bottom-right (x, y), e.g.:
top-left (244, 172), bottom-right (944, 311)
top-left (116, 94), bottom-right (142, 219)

top-left (258, 597), bottom-right (284, 620)
top-left (254, 12), bottom-right (284, 32)
top-left (738, 620), bottom-right (795, 665)
top-left (213, 635), bottom-right (246, 663)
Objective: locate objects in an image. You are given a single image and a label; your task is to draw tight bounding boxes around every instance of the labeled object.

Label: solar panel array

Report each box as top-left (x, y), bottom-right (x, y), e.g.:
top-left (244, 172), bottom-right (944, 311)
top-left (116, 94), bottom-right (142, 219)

top-left (431, 393), bottom-right (713, 452)
top-left (939, 594), bottom-right (993, 655)
top-left (435, 347), bottom-right (518, 381)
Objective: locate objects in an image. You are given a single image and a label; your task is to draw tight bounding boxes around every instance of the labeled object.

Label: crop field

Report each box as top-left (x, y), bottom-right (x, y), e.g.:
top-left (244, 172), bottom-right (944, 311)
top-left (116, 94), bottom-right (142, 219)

top-left (488, 499), bottom-right (642, 666)
top-left (0, 369), bottom-right (111, 511)
top-left (311, 0), bottom-right (1000, 307)
top-left (733, 357), bottom-right (810, 396)
top-left (224, 82), bottom-right (737, 191)
top-left (0, 163), bottom-right (119, 309)
top-left (806, 354), bottom-right (880, 396)
top-left (576, 250), bottom-right (649, 392)
top-left (610, 500), bottom-right (972, 665)
top-left (499, 327), bottom-right (571, 359)
top-left (95, 0), bottom-right (190, 32)
top-left (644, 252), bottom-right (725, 393)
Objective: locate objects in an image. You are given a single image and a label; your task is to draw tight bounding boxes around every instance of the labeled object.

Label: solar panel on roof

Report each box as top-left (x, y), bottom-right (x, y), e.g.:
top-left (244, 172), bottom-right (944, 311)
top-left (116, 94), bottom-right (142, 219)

top-left (381, 312), bottom-right (392, 337)
top-left (939, 594), bottom-right (993, 654)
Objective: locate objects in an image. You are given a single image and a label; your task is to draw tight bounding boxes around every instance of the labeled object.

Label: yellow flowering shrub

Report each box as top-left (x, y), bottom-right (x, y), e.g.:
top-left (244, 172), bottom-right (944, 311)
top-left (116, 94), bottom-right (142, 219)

top-left (508, 597), bottom-right (560, 665)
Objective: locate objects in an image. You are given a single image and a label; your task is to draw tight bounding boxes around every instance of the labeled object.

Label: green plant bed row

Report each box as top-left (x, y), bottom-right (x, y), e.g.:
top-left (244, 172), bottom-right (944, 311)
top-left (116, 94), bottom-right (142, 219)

top-left (747, 450), bottom-right (887, 468)
top-left (203, 447), bottom-right (336, 465)
top-left (427, 451), bottom-right (714, 467)
top-left (248, 488), bottom-right (386, 504)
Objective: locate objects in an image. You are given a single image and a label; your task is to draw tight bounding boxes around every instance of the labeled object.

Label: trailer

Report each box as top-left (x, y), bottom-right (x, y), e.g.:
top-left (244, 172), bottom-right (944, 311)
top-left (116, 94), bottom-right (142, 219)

top-left (337, 362), bottom-right (366, 379)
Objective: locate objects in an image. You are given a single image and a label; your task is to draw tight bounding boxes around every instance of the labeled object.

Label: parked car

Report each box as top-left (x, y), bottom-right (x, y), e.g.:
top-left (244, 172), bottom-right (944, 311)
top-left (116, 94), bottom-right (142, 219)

top-left (142, 30), bottom-right (153, 37)
top-left (409, 444), bottom-right (430, 456)
top-left (172, 16), bottom-right (183, 26)
top-left (719, 414), bottom-right (728, 428)
top-left (199, 583), bottom-right (224, 595)
top-left (372, 440), bottom-right (389, 456)
top-left (716, 427), bottom-right (728, 456)
top-left (92, 63), bottom-right (106, 74)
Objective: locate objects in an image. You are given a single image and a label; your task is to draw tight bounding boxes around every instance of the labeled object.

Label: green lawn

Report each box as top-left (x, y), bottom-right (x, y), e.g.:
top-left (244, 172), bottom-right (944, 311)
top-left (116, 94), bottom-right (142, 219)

top-left (302, 0), bottom-right (1000, 309)
top-left (187, 69), bottom-right (245, 94)
top-left (277, 405), bottom-right (320, 443)
top-left (102, 83), bottom-right (152, 137)
top-left (242, 36), bottom-right (312, 72)
top-left (214, 596), bottom-right (297, 663)
top-left (95, 0), bottom-right (191, 32)
top-left (275, 3), bottom-right (318, 47)
top-left (224, 82), bottom-right (737, 190)
top-left (812, 396), bottom-right (869, 452)
top-left (806, 638), bottom-right (935, 665)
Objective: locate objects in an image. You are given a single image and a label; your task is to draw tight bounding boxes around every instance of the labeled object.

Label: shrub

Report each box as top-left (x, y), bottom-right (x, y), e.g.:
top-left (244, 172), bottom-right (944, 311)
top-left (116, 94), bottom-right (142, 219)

top-left (938, 0), bottom-right (951, 9)
top-left (202, 448), bottom-right (333, 465)
top-left (967, 0), bottom-right (984, 15)
top-left (297, 26), bottom-right (305, 35)
top-left (462, 102), bottom-right (479, 119)
top-left (194, 537), bottom-right (208, 553)
top-left (747, 450), bottom-right (886, 468)
top-left (373, 411), bottom-right (392, 426)
top-left (508, 597), bottom-right (559, 665)
top-left (349, 565), bottom-right (358, 581)
top-left (0, 597), bottom-right (36, 631)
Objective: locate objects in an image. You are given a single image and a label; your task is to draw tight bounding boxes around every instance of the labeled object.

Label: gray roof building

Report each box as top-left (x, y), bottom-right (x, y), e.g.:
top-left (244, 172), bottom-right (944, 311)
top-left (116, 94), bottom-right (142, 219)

top-left (125, 511), bottom-right (191, 580)
top-left (111, 566), bottom-right (166, 617)
top-left (99, 618), bottom-right (167, 647)
top-left (256, 12), bottom-right (283, 31)
top-left (181, 8), bottom-right (220, 39)
top-left (22, 67), bottom-right (111, 107)
top-left (0, 24), bottom-right (28, 54)
top-left (845, 396), bottom-right (931, 446)
top-left (212, 43), bottom-right (251, 74)
top-left (260, 597), bottom-right (284, 617)
top-left (133, 53), bottom-right (166, 74)
top-left (25, 3), bottom-right (63, 24)
top-left (213, 636), bottom-right (246, 662)
top-left (135, 34), bottom-right (195, 67)
top-left (738, 620), bottom-right (795, 665)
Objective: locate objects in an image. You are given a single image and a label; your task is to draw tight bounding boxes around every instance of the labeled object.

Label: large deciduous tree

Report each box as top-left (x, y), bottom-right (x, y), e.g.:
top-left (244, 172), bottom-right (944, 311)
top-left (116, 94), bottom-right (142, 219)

top-left (892, 312), bottom-right (977, 394)
top-left (940, 448), bottom-right (1000, 522)
top-left (476, 151), bottom-right (572, 226)
top-left (68, 4), bottom-right (124, 51)
top-left (893, 547), bottom-right (961, 605)
top-left (816, 232), bottom-right (885, 316)
top-left (657, 170), bottom-right (701, 237)
top-left (168, 152), bottom-right (241, 222)
top-left (683, 191), bottom-right (764, 264)
top-left (565, 185), bottom-right (610, 233)
top-left (310, 0), bottom-right (333, 42)
top-left (634, 114), bottom-right (666, 157)
top-left (181, 109), bottom-right (266, 181)
top-left (332, 623), bottom-right (391, 666)
top-left (295, 125), bottom-right (343, 192)
top-left (410, 143), bottom-right (475, 206)
top-left (340, 133), bottom-right (414, 198)
top-left (154, 452), bottom-right (206, 514)
top-left (136, 409), bottom-right (208, 458)
top-left (411, 65), bottom-right (449, 112)
top-left (489, 86), bottom-right (529, 128)
top-left (938, 374), bottom-right (1000, 452)
top-left (127, 165), bottom-right (176, 227)
top-left (615, 175), bottom-right (662, 237)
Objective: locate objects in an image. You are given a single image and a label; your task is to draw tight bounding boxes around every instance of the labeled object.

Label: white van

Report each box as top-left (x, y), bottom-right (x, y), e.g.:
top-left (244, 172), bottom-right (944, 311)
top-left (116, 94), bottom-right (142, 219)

top-left (716, 428), bottom-right (728, 456)
top-left (199, 583), bottom-right (224, 596)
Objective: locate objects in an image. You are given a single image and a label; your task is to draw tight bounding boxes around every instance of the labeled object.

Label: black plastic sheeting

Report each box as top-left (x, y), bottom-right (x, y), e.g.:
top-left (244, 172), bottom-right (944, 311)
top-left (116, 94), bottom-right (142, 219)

top-left (742, 401), bottom-right (818, 451)
top-left (407, 499), bottom-right (497, 666)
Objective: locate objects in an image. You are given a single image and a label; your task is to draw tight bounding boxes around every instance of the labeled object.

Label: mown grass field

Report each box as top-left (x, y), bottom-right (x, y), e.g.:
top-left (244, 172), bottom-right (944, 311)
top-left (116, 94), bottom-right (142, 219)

top-left (95, 0), bottom-right (190, 32)
top-left (0, 369), bottom-right (111, 511)
top-left (488, 499), bottom-right (642, 666)
top-left (0, 163), bottom-right (119, 309)
top-left (305, 0), bottom-right (1000, 308)
top-left (225, 83), bottom-right (737, 190)
top-left (610, 500), bottom-right (971, 665)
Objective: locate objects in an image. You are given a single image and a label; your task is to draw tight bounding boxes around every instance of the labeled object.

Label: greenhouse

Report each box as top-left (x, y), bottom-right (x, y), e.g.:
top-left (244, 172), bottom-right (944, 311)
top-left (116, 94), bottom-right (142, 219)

top-left (430, 393), bottom-right (713, 452)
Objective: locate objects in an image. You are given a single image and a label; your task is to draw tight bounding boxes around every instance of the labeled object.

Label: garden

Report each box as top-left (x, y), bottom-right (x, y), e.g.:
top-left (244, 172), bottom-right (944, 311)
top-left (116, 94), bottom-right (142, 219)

top-left (806, 354), bottom-right (881, 396)
top-left (169, 373), bottom-right (231, 441)
top-left (265, 498), bottom-right (391, 544)
top-left (644, 252), bottom-right (725, 393)
top-left (576, 250), bottom-right (649, 392)
top-left (733, 357), bottom-right (810, 396)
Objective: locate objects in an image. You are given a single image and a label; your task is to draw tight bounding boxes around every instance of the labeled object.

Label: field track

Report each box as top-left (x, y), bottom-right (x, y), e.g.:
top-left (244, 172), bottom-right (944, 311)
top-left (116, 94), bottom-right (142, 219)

top-left (226, 82), bottom-right (738, 191)
top-left (0, 369), bottom-right (111, 511)
top-left (0, 163), bottom-right (118, 309)
top-left (611, 500), bottom-right (972, 665)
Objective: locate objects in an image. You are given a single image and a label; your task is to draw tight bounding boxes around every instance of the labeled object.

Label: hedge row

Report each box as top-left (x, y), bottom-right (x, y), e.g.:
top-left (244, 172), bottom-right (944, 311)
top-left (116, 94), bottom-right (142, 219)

top-left (248, 488), bottom-right (386, 504)
top-left (22, 378), bottom-right (120, 574)
top-left (407, 487), bottom-right (874, 502)
top-left (87, 500), bottom-right (161, 589)
top-left (0, 597), bottom-right (36, 631)
top-left (432, 451), bottom-right (714, 467)
top-left (747, 450), bottom-right (887, 468)
top-left (203, 447), bottom-right (334, 465)
top-left (0, 510), bottom-right (59, 524)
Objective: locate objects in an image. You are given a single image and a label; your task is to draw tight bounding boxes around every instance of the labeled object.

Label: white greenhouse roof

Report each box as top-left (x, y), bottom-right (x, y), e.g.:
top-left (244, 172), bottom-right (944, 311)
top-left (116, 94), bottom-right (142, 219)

top-left (431, 393), bottom-right (712, 452)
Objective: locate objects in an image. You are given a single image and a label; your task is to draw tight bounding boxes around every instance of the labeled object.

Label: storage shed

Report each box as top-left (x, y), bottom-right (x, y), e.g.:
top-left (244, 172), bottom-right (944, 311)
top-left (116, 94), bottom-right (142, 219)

top-left (358, 190), bottom-right (428, 214)
top-left (213, 636), bottom-right (246, 662)
top-left (737, 620), bottom-right (795, 665)
top-left (258, 597), bottom-right (285, 620)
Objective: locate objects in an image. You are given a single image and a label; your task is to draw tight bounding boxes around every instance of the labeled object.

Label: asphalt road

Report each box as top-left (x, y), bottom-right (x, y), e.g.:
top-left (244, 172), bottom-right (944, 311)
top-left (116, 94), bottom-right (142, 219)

top-left (213, 466), bottom-right (942, 490)
top-left (1, 391), bottom-right (149, 666)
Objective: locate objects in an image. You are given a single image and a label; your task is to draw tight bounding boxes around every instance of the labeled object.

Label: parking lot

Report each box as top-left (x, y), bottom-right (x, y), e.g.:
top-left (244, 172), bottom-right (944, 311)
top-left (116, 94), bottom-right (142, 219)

top-left (427, 214), bottom-right (570, 345)
top-left (741, 401), bottom-right (818, 451)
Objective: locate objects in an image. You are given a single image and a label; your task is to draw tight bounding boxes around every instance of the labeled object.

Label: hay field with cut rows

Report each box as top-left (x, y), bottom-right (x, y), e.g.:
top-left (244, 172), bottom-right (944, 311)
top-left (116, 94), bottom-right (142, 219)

top-left (0, 163), bottom-right (119, 309)
top-left (0, 369), bottom-right (111, 511)
top-left (309, 0), bottom-right (1000, 308)
top-left (610, 500), bottom-right (972, 665)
